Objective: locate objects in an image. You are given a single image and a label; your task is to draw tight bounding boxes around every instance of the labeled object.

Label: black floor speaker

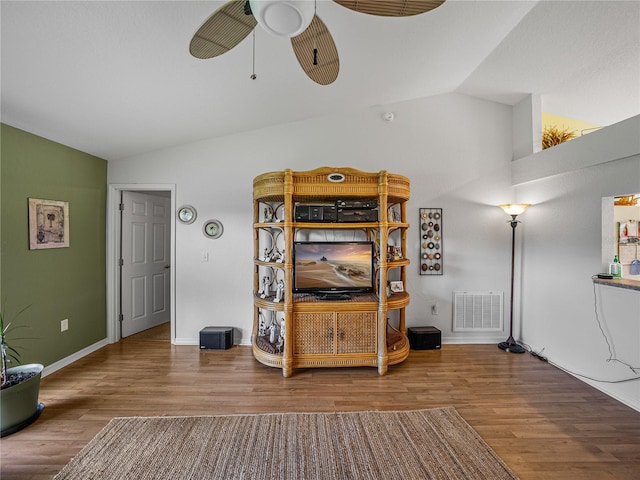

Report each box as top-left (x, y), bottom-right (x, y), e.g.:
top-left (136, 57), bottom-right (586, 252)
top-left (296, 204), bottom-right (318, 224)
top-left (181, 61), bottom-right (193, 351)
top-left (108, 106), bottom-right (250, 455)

top-left (199, 327), bottom-right (234, 350)
top-left (408, 326), bottom-right (441, 350)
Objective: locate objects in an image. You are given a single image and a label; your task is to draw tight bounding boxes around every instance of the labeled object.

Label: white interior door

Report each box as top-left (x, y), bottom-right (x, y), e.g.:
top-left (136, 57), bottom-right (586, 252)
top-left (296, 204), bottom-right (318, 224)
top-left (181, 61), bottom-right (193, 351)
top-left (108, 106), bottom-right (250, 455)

top-left (121, 191), bottom-right (171, 337)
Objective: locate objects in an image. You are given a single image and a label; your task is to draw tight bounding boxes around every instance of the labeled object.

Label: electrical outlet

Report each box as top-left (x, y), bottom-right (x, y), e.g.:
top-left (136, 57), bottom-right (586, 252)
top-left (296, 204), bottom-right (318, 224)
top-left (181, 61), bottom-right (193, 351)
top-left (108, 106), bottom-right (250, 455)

top-left (61, 318), bottom-right (69, 332)
top-left (431, 304), bottom-right (438, 315)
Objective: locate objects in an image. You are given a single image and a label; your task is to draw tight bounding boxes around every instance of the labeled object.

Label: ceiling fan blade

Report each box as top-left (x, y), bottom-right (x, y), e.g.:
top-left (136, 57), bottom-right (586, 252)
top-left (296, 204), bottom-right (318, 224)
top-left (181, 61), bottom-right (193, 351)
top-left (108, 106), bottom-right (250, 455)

top-left (190, 1), bottom-right (257, 59)
top-left (333, 0), bottom-right (445, 17)
top-left (291, 15), bottom-right (339, 86)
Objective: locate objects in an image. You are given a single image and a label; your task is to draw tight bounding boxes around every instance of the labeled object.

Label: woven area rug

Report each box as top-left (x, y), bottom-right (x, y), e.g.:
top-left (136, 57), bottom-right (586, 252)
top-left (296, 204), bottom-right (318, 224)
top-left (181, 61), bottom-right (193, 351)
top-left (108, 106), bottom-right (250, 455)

top-left (54, 407), bottom-right (519, 480)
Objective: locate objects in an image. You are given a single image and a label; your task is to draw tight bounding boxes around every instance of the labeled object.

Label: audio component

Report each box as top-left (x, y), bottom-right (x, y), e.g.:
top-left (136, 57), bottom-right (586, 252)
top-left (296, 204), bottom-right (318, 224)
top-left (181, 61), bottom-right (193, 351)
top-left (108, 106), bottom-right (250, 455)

top-left (336, 199), bottom-right (378, 209)
top-left (295, 200), bottom-right (379, 223)
top-left (337, 208), bottom-right (378, 222)
top-left (294, 204), bottom-right (337, 222)
top-left (199, 326), bottom-right (233, 350)
top-left (408, 326), bottom-right (441, 350)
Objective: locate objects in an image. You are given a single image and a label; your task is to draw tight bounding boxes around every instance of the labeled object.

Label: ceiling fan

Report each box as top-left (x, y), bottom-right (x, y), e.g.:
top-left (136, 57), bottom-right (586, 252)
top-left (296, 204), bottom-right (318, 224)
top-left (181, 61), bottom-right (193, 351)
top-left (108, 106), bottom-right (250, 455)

top-left (189, 1), bottom-right (446, 85)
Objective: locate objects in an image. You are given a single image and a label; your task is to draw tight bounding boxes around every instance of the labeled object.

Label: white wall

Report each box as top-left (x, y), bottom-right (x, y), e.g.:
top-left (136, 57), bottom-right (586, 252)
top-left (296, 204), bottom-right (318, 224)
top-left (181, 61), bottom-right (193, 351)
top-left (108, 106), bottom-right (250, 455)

top-left (108, 93), bottom-right (517, 346)
top-left (514, 116), bottom-right (640, 411)
top-left (512, 94), bottom-right (541, 160)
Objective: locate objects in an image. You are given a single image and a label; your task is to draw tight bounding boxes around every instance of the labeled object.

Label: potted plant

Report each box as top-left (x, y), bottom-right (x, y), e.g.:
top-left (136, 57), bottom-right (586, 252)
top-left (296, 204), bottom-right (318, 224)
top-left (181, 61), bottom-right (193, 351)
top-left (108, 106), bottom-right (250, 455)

top-left (542, 124), bottom-right (577, 149)
top-left (1, 304), bottom-right (44, 437)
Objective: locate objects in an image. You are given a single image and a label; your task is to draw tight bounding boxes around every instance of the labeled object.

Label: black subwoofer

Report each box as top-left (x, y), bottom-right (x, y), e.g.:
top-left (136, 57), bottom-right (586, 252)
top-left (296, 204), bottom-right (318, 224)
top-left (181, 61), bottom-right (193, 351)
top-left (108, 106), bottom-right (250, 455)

top-left (408, 326), bottom-right (441, 350)
top-left (199, 327), bottom-right (234, 350)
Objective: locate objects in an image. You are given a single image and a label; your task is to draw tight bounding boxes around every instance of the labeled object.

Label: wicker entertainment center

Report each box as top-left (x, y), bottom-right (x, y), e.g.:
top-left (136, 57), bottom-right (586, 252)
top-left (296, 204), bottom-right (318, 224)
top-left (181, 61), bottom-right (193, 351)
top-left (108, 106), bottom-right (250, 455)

top-left (252, 167), bottom-right (411, 377)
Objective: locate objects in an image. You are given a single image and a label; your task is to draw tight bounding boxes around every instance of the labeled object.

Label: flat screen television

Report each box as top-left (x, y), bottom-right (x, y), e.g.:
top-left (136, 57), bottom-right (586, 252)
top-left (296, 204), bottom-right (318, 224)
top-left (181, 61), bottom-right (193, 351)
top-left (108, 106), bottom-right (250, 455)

top-left (293, 241), bottom-right (375, 298)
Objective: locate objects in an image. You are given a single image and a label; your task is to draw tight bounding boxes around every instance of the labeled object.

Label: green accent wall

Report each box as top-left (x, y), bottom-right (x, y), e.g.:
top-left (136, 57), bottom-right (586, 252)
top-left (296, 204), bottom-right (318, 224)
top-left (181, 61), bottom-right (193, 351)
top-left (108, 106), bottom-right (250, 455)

top-left (1, 124), bottom-right (107, 367)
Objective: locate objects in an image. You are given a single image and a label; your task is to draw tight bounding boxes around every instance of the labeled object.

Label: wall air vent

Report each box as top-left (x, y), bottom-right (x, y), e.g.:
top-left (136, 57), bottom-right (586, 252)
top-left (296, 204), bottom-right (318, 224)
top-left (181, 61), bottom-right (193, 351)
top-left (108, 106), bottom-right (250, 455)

top-left (453, 291), bottom-right (503, 332)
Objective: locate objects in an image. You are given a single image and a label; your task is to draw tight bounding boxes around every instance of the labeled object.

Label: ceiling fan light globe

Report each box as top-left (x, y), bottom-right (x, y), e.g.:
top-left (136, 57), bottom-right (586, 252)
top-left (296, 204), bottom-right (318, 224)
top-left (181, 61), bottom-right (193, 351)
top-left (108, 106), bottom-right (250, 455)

top-left (249, 0), bottom-right (315, 38)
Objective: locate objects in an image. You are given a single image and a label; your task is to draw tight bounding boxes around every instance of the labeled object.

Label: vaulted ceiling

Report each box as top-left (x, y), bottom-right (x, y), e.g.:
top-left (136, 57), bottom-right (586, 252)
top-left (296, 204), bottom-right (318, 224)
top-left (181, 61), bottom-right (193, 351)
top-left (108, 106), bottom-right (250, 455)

top-left (2, 1), bottom-right (638, 161)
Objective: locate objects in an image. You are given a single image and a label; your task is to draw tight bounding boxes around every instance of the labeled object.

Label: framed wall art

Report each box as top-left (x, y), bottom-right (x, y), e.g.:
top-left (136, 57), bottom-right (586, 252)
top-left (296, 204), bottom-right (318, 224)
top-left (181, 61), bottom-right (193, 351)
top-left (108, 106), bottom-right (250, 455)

top-left (28, 198), bottom-right (70, 249)
top-left (419, 207), bottom-right (443, 275)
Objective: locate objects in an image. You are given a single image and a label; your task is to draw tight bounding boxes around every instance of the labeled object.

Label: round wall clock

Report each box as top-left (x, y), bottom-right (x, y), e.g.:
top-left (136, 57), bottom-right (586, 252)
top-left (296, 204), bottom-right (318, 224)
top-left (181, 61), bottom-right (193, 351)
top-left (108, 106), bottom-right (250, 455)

top-left (203, 219), bottom-right (224, 239)
top-left (177, 205), bottom-right (197, 224)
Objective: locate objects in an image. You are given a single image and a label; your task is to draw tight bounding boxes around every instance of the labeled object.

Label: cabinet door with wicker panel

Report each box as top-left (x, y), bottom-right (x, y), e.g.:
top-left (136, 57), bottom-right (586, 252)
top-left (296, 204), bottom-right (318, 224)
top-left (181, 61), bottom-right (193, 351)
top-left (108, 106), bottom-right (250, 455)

top-left (293, 312), bottom-right (334, 355)
top-left (335, 312), bottom-right (377, 355)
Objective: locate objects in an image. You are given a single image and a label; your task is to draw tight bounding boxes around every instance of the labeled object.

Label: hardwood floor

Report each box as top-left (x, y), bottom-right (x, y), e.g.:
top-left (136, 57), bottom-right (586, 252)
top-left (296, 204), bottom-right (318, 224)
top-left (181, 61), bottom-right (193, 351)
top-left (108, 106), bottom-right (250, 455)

top-left (2, 323), bottom-right (639, 480)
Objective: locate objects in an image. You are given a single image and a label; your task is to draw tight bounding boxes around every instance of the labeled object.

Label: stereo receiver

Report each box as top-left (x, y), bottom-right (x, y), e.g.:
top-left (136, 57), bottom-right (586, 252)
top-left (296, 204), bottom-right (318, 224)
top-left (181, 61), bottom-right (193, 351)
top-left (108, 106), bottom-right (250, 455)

top-left (336, 199), bottom-right (378, 209)
top-left (337, 209), bottom-right (378, 222)
top-left (294, 204), bottom-right (337, 222)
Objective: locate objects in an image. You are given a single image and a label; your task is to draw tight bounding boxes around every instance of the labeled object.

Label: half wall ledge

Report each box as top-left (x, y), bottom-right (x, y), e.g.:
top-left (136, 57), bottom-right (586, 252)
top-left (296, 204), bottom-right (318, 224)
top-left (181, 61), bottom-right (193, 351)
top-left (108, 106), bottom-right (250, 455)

top-left (592, 276), bottom-right (640, 292)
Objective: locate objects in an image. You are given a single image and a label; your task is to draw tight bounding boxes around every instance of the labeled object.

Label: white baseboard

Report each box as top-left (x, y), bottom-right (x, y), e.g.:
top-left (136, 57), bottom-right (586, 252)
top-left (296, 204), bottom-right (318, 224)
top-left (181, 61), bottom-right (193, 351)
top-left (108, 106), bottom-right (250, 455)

top-left (182, 335), bottom-right (498, 348)
top-left (441, 336), bottom-right (504, 344)
top-left (42, 338), bottom-right (110, 377)
top-left (172, 337), bottom-right (252, 346)
top-left (575, 376), bottom-right (640, 412)
top-left (178, 336), bottom-right (501, 347)
top-left (548, 360), bottom-right (640, 413)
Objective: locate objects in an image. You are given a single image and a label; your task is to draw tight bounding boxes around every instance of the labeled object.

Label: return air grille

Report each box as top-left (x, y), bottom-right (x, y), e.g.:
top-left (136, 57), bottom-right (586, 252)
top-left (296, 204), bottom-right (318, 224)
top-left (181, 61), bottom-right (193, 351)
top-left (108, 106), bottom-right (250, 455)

top-left (453, 291), bottom-right (503, 332)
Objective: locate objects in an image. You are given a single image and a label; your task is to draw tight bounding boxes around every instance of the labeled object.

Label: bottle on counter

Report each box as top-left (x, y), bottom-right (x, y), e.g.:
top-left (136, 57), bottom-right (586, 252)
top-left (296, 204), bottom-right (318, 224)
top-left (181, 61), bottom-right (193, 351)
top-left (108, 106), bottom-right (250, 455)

top-left (609, 255), bottom-right (623, 279)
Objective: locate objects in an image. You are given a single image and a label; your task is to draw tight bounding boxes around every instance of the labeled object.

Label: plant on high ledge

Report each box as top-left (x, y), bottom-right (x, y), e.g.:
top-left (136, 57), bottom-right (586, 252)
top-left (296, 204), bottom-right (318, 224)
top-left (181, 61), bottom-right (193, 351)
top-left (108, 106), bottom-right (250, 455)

top-left (542, 124), bottom-right (577, 149)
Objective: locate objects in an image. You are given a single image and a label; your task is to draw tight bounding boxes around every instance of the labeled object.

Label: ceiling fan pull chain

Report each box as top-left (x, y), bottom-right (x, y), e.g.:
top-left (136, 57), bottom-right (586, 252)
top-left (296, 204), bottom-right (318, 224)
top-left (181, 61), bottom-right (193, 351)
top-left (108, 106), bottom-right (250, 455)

top-left (312, 0), bottom-right (318, 66)
top-left (251, 29), bottom-right (257, 80)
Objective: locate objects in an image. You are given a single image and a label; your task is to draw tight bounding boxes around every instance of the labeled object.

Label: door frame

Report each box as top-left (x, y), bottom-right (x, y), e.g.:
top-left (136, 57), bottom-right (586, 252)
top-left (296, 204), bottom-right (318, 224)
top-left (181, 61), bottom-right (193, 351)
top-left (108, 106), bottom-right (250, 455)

top-left (106, 184), bottom-right (176, 343)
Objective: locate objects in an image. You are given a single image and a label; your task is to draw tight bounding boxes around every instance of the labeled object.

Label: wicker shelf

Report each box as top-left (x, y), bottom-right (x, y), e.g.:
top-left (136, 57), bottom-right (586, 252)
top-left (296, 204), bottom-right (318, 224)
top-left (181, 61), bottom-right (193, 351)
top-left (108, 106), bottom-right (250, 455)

top-left (252, 167), bottom-right (410, 377)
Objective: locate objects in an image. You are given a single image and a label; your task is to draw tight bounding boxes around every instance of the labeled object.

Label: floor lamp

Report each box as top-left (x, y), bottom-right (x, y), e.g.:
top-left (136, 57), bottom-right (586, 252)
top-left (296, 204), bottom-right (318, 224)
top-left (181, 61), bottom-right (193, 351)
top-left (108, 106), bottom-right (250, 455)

top-left (498, 203), bottom-right (530, 354)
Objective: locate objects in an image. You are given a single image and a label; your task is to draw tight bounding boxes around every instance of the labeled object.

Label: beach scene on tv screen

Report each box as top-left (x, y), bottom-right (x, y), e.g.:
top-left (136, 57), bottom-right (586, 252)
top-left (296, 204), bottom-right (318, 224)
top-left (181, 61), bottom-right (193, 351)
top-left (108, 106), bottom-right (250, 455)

top-left (295, 243), bottom-right (372, 288)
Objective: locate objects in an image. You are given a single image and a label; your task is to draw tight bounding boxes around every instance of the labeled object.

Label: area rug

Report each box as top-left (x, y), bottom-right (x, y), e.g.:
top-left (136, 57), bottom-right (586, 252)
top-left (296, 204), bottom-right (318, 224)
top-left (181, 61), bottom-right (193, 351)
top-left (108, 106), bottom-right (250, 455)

top-left (54, 407), bottom-right (519, 480)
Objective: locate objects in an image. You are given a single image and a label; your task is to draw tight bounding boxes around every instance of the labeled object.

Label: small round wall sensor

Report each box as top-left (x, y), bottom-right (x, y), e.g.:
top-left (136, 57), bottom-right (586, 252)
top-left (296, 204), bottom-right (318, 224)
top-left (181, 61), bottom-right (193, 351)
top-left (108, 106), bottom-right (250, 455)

top-left (383, 112), bottom-right (395, 122)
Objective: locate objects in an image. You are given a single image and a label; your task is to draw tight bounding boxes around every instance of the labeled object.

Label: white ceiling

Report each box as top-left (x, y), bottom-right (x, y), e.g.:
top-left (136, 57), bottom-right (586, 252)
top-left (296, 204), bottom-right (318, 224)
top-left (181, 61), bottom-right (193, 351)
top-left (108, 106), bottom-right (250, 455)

top-left (1, 0), bottom-right (638, 161)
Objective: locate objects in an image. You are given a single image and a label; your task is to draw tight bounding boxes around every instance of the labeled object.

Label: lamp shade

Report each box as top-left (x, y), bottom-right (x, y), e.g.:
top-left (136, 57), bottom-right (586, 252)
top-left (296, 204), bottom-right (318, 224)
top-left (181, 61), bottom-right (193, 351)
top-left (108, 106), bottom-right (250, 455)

top-left (249, 0), bottom-right (315, 38)
top-left (500, 203), bottom-right (530, 216)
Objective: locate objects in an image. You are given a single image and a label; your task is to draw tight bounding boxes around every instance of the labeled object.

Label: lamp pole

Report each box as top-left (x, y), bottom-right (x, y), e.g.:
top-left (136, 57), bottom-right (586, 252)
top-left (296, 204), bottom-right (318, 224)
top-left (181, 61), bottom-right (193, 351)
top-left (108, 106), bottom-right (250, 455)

top-left (498, 204), bottom-right (530, 354)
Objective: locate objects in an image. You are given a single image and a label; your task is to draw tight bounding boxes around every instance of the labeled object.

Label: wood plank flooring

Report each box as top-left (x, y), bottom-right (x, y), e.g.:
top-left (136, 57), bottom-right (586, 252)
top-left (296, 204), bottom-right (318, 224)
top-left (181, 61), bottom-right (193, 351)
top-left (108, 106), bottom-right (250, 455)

top-left (2, 323), bottom-right (639, 479)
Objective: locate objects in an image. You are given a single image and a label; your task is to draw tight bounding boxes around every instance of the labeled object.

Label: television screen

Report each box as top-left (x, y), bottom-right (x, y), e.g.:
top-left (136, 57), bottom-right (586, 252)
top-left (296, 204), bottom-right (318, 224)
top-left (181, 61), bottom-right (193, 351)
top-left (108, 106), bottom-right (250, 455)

top-left (293, 241), bottom-right (375, 295)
